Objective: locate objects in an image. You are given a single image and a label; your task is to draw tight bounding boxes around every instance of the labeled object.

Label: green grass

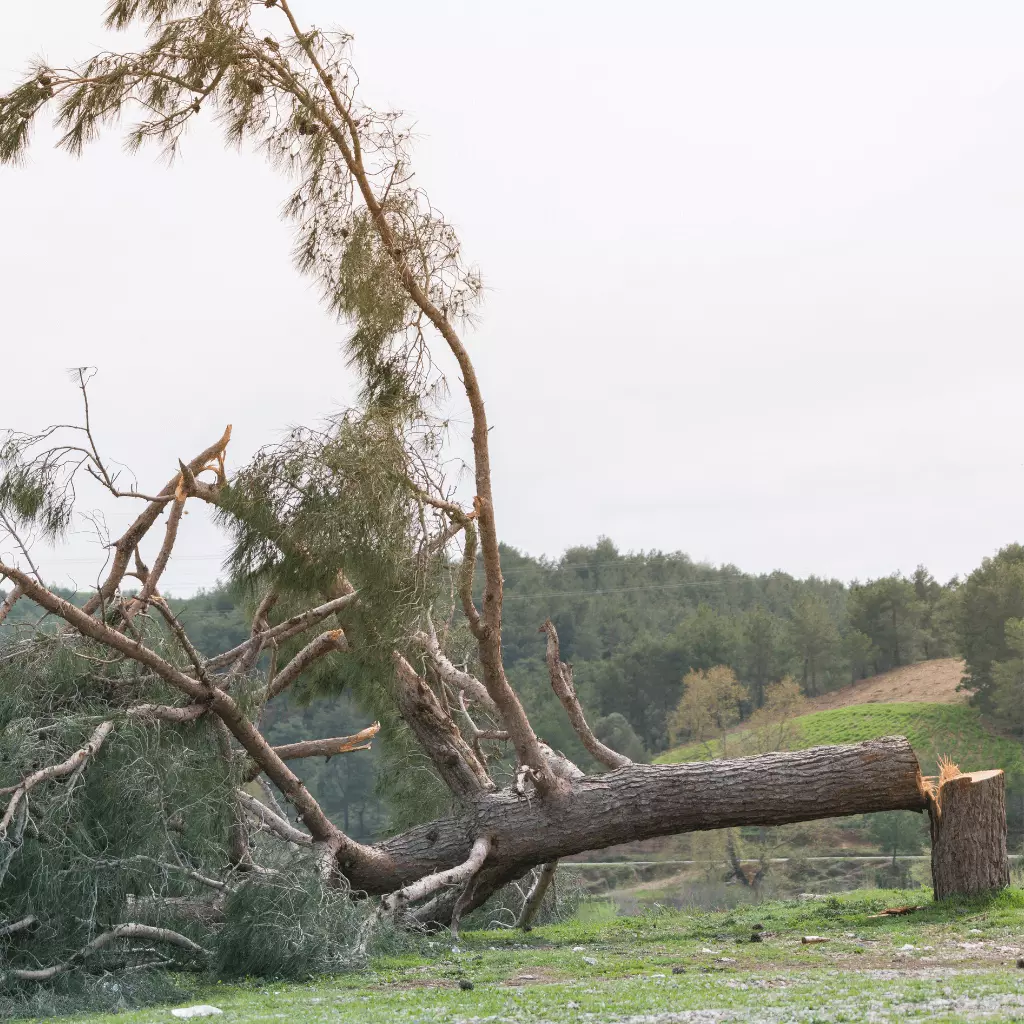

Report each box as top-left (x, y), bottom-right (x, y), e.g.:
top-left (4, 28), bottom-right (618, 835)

top-left (656, 701), bottom-right (1024, 778)
top-left (33, 888), bottom-right (1024, 1023)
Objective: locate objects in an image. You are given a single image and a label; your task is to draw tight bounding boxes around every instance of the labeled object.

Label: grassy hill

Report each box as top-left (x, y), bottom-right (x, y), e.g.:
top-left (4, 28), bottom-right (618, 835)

top-left (656, 700), bottom-right (1024, 781)
top-left (654, 656), bottom-right (1024, 780)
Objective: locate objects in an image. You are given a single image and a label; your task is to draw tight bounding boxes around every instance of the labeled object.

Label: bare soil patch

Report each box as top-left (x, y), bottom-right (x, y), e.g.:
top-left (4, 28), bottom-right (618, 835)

top-left (806, 658), bottom-right (966, 712)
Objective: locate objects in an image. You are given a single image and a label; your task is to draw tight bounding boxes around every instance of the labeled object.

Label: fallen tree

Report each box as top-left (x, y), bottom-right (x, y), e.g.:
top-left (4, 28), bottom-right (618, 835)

top-left (0, 0), bottom-right (1008, 985)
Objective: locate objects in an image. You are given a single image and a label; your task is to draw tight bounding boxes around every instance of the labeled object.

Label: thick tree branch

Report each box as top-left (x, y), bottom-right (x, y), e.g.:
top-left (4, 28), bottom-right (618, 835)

top-left (413, 629), bottom-right (498, 718)
top-left (0, 916), bottom-right (37, 939)
top-left (0, 566), bottom-right (208, 702)
top-left (0, 584), bottom-right (23, 626)
top-left (269, 724), bottom-right (381, 763)
top-left (541, 618), bottom-right (631, 770)
top-left (382, 835), bottom-right (491, 912)
top-left (393, 654), bottom-right (495, 802)
top-left (243, 724), bottom-right (381, 783)
top-left (264, 628), bottom-right (348, 702)
top-left (205, 592), bottom-right (357, 673)
top-left (125, 701), bottom-right (208, 724)
top-left (457, 521), bottom-right (483, 634)
top-left (537, 741), bottom-right (586, 782)
top-left (264, 593), bottom-right (359, 645)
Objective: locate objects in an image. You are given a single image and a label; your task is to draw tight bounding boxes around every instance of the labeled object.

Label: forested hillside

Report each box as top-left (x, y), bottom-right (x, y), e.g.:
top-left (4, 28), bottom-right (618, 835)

top-left (5, 538), bottom-right (1022, 842)
top-left (489, 539), bottom-right (957, 759)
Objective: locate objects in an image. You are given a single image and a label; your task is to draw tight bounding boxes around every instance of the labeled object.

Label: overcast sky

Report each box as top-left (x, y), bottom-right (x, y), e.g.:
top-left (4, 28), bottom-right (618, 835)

top-left (3, 1), bottom-right (1024, 595)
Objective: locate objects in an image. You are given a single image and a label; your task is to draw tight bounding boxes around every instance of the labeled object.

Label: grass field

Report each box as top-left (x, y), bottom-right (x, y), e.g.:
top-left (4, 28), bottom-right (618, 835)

top-left (656, 702), bottom-right (1024, 779)
top-left (39, 888), bottom-right (1024, 1024)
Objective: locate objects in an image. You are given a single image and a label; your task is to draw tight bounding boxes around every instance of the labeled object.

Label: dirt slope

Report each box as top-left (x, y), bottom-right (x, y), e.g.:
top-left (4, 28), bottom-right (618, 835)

top-left (805, 658), bottom-right (967, 713)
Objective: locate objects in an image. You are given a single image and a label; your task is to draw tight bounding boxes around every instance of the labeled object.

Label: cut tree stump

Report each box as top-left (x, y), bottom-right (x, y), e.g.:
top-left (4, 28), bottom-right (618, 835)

top-left (930, 768), bottom-right (1009, 900)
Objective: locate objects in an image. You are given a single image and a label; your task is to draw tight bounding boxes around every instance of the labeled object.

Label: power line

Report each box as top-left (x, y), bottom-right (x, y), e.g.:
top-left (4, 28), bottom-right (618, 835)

top-left (501, 577), bottom-right (756, 602)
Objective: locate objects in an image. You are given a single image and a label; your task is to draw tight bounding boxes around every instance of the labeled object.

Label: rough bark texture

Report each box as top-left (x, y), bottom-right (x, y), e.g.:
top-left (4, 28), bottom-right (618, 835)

top-left (393, 654), bottom-right (495, 801)
top-left (930, 769), bottom-right (1010, 900)
top-left (340, 737), bottom-right (926, 900)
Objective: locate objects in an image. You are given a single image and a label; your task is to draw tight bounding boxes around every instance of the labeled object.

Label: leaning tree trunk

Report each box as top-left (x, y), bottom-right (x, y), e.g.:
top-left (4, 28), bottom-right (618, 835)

top-left (930, 768), bottom-right (1010, 900)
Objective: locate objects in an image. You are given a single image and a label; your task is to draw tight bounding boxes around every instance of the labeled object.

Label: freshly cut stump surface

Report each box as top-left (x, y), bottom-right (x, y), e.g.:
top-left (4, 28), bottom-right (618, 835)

top-left (930, 768), bottom-right (1009, 900)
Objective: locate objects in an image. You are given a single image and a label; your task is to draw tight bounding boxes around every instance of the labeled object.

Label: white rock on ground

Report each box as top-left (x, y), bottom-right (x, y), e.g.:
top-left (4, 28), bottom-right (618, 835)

top-left (171, 1006), bottom-right (223, 1018)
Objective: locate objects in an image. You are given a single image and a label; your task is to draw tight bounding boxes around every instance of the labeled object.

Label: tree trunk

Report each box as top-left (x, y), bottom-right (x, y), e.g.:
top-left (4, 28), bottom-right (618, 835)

top-left (340, 737), bottom-right (927, 910)
top-left (930, 769), bottom-right (1009, 900)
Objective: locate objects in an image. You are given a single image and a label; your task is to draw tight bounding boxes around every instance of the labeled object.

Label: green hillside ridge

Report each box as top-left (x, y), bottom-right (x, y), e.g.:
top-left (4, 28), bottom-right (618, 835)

top-left (656, 701), bottom-right (1024, 780)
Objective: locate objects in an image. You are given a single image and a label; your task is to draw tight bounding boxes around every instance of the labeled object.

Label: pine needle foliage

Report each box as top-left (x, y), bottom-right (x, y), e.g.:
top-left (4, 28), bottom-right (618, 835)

top-left (0, 0), bottom-right (541, 1001)
top-left (216, 409), bottom-right (461, 831)
top-left (214, 868), bottom-right (364, 979)
top-left (217, 410), bottom-right (449, 667)
top-left (0, 640), bottom-right (221, 980)
top-left (0, 435), bottom-right (80, 541)
top-left (0, 0), bottom-right (481, 416)
top-left (0, 630), bottom-right (385, 1007)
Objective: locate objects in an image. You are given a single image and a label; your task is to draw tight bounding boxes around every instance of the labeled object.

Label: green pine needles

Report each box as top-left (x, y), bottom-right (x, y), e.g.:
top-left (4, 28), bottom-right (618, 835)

top-left (0, 0), bottom-right (583, 1006)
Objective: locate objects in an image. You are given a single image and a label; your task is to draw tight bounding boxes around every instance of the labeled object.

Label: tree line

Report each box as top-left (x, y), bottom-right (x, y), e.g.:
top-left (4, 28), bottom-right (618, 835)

top-left (487, 538), bottom-right (961, 761)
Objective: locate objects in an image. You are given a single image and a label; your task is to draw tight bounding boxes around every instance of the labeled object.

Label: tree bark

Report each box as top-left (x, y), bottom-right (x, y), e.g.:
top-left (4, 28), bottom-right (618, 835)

top-left (340, 737), bottom-right (926, 906)
top-left (930, 769), bottom-right (1009, 900)
top-left (518, 861), bottom-right (558, 931)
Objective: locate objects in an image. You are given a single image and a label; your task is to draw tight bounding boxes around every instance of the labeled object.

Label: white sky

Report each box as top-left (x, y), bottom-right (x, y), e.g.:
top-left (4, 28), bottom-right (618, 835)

top-left (3, 1), bottom-right (1024, 595)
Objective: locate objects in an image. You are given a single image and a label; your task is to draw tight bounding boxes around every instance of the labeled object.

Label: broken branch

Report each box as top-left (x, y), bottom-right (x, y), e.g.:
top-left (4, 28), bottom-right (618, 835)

top-left (236, 789), bottom-right (312, 846)
top-left (4, 924), bottom-right (207, 982)
top-left (517, 860), bottom-right (558, 931)
top-left (0, 721), bottom-right (113, 840)
top-left (79, 425), bottom-right (232, 618)
top-left (0, 584), bottom-right (23, 626)
top-left (541, 618), bottom-right (631, 770)
top-left (243, 724), bottom-right (381, 782)
top-left (383, 835), bottom-right (491, 912)
top-left (264, 628), bottom-right (348, 702)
